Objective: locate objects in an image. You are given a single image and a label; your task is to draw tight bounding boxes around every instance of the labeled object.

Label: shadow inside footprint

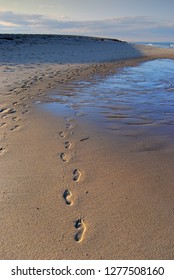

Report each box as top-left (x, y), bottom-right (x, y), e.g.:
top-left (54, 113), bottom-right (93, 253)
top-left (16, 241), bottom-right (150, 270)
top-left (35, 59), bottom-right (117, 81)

top-left (0, 108), bottom-right (6, 113)
top-left (80, 137), bottom-right (89, 142)
top-left (63, 189), bottom-right (73, 206)
top-left (74, 218), bottom-right (86, 242)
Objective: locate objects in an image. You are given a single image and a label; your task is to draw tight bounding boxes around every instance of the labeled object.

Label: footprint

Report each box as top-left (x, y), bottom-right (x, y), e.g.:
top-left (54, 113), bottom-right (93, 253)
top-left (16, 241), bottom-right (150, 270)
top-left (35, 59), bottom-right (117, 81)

top-left (22, 110), bottom-right (29, 115)
top-left (5, 108), bottom-right (16, 114)
top-left (59, 131), bottom-right (65, 138)
top-left (74, 218), bottom-right (86, 242)
top-left (23, 104), bottom-right (29, 109)
top-left (63, 189), bottom-right (73, 206)
top-left (0, 147), bottom-right (5, 154)
top-left (80, 137), bottom-right (89, 142)
top-left (66, 123), bottom-right (73, 129)
top-left (10, 125), bottom-right (19, 131)
top-left (0, 108), bottom-right (6, 113)
top-left (65, 141), bottom-right (71, 149)
top-left (60, 152), bottom-right (68, 162)
top-left (12, 117), bottom-right (20, 122)
top-left (73, 169), bottom-right (81, 182)
top-left (0, 122), bottom-right (6, 128)
top-left (9, 109), bottom-right (16, 114)
top-left (64, 116), bottom-right (70, 122)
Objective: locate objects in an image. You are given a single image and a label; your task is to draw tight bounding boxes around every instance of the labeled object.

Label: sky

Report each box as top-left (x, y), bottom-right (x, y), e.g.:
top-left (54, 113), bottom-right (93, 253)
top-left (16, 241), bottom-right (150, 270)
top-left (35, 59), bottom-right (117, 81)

top-left (0, 0), bottom-right (174, 41)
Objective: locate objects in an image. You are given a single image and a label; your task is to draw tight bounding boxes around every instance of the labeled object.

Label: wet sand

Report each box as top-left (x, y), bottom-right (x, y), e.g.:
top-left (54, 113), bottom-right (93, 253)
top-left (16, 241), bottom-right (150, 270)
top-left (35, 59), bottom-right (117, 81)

top-left (0, 35), bottom-right (174, 259)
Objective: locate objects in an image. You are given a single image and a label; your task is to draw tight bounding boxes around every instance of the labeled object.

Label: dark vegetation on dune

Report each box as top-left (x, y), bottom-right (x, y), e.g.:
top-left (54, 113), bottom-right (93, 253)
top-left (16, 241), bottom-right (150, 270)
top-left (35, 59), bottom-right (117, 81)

top-left (0, 33), bottom-right (126, 43)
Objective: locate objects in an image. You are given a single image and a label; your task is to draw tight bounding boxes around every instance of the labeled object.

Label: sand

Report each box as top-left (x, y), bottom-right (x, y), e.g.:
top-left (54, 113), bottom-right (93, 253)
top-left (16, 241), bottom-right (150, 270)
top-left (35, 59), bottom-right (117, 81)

top-left (0, 35), bottom-right (174, 260)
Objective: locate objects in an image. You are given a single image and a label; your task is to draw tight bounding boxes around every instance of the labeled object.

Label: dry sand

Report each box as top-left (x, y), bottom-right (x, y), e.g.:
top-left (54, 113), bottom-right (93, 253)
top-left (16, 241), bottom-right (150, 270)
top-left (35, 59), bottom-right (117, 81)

top-left (0, 35), bottom-right (174, 259)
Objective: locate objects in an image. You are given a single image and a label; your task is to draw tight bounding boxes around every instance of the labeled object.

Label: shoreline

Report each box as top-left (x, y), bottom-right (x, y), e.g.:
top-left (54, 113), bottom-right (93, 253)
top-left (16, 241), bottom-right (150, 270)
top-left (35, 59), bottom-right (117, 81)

top-left (1, 35), bottom-right (174, 259)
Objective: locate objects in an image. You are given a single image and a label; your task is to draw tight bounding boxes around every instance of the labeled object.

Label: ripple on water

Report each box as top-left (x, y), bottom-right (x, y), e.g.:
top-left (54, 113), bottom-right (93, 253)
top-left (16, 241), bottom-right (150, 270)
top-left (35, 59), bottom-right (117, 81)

top-left (38, 59), bottom-right (174, 140)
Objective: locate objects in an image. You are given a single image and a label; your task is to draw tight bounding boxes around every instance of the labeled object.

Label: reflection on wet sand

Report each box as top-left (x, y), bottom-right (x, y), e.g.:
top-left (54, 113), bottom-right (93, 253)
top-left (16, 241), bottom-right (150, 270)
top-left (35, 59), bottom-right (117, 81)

top-left (40, 59), bottom-right (174, 145)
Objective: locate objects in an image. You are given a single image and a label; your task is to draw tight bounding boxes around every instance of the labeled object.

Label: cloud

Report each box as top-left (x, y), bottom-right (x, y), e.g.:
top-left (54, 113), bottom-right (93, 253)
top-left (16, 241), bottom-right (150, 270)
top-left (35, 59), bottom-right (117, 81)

top-left (0, 20), bottom-right (20, 27)
top-left (0, 10), bottom-right (173, 41)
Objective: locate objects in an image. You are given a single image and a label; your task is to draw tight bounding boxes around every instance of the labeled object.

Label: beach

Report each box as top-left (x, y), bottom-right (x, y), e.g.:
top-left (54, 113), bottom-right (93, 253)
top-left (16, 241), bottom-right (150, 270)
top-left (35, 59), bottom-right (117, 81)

top-left (0, 35), bottom-right (174, 259)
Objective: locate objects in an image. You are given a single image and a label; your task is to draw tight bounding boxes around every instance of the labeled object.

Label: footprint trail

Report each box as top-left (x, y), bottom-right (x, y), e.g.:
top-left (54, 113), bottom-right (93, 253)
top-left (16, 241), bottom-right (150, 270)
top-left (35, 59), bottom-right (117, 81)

top-left (59, 116), bottom-right (87, 242)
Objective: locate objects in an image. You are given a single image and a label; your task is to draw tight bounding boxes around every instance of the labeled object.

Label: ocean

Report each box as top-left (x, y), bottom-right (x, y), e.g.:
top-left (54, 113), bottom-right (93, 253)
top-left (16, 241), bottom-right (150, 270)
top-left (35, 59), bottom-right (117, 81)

top-left (135, 42), bottom-right (174, 49)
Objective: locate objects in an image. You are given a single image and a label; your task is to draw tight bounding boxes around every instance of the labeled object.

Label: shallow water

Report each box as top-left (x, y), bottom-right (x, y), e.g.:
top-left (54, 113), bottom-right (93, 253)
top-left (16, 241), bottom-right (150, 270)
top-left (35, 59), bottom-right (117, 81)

top-left (136, 42), bottom-right (174, 49)
top-left (39, 59), bottom-right (174, 140)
